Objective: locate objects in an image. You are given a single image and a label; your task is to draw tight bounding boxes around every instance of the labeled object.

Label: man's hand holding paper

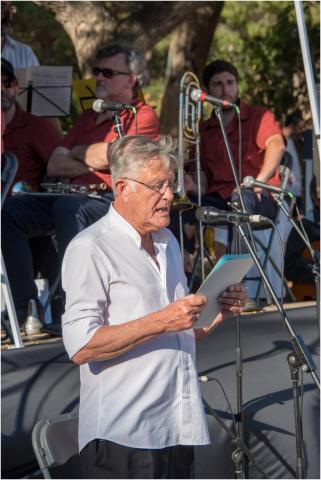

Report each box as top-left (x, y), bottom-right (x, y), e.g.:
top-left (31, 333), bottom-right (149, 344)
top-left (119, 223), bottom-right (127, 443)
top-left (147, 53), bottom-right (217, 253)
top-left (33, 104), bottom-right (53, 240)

top-left (194, 283), bottom-right (247, 341)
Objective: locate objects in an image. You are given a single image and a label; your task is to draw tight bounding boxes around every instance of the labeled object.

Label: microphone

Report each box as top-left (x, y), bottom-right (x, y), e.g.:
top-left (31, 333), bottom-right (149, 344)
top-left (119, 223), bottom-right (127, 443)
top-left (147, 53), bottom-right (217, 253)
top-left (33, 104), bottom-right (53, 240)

top-left (190, 88), bottom-right (237, 109)
top-left (243, 176), bottom-right (291, 196)
top-left (92, 98), bottom-right (133, 113)
top-left (195, 206), bottom-right (269, 224)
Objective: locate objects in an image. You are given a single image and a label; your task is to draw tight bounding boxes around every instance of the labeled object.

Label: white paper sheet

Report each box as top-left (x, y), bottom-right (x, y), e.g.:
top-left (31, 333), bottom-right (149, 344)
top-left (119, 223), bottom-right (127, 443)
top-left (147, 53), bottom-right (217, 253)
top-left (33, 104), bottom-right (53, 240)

top-left (195, 254), bottom-right (254, 328)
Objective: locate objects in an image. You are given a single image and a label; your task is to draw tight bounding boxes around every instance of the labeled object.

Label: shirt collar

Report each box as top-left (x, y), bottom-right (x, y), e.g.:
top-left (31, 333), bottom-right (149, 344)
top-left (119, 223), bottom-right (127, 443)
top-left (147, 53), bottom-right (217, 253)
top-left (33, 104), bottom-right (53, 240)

top-left (107, 204), bottom-right (170, 248)
top-left (4, 35), bottom-right (16, 48)
top-left (203, 100), bottom-right (249, 129)
top-left (120, 97), bottom-right (144, 117)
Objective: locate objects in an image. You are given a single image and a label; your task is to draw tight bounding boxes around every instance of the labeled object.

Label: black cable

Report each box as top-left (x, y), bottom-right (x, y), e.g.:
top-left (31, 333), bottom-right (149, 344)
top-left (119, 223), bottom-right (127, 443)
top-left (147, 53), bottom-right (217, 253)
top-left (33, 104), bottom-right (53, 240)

top-left (299, 366), bottom-right (306, 473)
top-left (261, 218), bottom-right (285, 309)
top-left (199, 375), bottom-right (238, 434)
top-left (237, 108), bottom-right (242, 188)
top-left (200, 375), bottom-right (268, 478)
top-left (294, 204), bottom-right (316, 255)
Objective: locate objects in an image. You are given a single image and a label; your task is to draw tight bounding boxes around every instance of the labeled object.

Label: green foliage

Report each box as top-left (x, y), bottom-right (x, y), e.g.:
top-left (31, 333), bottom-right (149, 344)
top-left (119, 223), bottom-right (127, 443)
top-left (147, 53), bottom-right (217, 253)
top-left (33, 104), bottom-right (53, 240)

top-left (10, 1), bottom-right (170, 130)
top-left (11, 1), bottom-right (78, 72)
top-left (211, 1), bottom-right (320, 122)
top-left (9, 1), bottom-right (320, 128)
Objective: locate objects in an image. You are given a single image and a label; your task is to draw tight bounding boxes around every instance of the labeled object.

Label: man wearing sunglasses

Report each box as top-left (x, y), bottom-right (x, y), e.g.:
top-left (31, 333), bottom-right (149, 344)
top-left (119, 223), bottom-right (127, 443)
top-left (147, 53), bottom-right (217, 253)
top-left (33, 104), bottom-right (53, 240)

top-left (1, 45), bottom-right (159, 328)
top-left (46, 43), bottom-right (159, 258)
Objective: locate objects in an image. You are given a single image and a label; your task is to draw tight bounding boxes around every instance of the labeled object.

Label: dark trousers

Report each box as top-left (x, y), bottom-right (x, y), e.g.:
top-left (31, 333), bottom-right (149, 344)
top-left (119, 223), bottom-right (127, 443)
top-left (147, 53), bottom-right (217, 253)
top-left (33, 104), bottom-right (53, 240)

top-left (1, 192), bottom-right (114, 321)
top-left (80, 439), bottom-right (195, 479)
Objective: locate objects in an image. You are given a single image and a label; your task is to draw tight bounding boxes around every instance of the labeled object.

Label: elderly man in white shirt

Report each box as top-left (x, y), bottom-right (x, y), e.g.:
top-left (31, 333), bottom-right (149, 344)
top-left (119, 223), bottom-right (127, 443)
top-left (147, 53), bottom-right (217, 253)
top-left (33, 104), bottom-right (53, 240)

top-left (62, 135), bottom-right (247, 479)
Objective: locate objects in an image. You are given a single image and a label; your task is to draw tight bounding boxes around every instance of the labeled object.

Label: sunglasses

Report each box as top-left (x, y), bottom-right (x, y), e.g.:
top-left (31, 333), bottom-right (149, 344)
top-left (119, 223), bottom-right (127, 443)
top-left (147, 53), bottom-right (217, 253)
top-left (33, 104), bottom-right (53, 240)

top-left (92, 67), bottom-right (131, 78)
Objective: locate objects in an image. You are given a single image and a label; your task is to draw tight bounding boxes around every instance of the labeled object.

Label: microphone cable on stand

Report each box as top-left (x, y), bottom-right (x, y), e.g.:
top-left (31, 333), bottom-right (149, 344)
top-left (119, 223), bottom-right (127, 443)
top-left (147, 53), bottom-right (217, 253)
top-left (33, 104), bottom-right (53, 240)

top-left (199, 375), bottom-right (269, 479)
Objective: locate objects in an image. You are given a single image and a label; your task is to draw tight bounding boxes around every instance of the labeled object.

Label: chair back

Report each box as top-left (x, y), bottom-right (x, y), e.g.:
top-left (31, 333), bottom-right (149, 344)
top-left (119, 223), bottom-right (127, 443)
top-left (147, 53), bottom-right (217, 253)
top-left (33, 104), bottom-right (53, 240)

top-left (279, 151), bottom-right (293, 191)
top-left (32, 411), bottom-right (79, 479)
top-left (1, 153), bottom-right (18, 207)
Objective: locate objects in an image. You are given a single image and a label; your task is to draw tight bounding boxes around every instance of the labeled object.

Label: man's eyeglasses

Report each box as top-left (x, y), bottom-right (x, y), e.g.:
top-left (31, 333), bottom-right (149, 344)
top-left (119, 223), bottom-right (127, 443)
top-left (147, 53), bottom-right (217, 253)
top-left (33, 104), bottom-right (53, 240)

top-left (123, 177), bottom-right (179, 195)
top-left (92, 67), bottom-right (131, 78)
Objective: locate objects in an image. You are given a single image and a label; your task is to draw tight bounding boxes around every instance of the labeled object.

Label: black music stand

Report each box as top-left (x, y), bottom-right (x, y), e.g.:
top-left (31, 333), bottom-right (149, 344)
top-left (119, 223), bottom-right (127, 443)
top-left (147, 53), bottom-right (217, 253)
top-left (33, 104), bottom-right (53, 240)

top-left (18, 79), bottom-right (72, 117)
top-left (15, 66), bottom-right (72, 111)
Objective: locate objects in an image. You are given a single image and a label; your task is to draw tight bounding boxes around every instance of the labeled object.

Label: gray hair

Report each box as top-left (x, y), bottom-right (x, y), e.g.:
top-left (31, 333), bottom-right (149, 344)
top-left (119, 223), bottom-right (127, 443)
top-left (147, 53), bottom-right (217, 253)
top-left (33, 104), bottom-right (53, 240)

top-left (96, 44), bottom-right (149, 89)
top-left (109, 135), bottom-right (178, 190)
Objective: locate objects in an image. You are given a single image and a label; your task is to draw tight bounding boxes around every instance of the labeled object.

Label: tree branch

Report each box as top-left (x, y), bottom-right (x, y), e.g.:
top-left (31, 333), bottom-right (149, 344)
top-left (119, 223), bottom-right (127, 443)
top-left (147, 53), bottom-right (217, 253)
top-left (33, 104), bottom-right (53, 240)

top-left (114, 1), bottom-right (209, 50)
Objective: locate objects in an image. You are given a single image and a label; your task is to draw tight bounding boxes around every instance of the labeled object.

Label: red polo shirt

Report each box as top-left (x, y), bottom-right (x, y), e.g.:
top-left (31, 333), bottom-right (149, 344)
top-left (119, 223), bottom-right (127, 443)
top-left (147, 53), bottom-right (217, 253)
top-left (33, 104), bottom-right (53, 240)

top-left (3, 104), bottom-right (62, 191)
top-left (61, 99), bottom-right (160, 188)
top-left (200, 101), bottom-right (282, 199)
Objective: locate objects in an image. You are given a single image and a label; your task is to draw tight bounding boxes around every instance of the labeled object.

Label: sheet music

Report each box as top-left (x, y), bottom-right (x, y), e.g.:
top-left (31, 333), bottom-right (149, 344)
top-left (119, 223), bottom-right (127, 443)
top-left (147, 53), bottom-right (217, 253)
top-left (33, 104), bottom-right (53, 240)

top-left (194, 254), bottom-right (254, 328)
top-left (16, 66), bottom-right (73, 117)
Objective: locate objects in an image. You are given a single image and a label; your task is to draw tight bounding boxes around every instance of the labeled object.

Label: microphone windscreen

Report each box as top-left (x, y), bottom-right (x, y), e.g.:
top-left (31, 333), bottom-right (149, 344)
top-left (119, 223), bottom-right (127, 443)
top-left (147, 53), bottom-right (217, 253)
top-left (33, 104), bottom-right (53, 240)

top-left (243, 176), bottom-right (254, 188)
top-left (92, 99), bottom-right (104, 113)
top-left (195, 207), bottom-right (203, 221)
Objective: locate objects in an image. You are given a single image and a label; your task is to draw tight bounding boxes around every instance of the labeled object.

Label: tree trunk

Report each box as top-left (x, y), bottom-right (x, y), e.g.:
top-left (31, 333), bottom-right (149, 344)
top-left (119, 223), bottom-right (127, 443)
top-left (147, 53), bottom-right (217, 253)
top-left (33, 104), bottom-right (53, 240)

top-left (33, 1), bottom-right (212, 76)
top-left (159, 2), bottom-right (224, 136)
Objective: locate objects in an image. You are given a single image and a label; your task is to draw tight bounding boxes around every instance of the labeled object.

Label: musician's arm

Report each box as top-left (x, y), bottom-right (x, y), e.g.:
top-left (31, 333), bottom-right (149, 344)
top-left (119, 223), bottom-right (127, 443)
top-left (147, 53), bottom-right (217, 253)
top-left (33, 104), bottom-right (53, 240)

top-left (47, 146), bottom-right (94, 178)
top-left (256, 133), bottom-right (285, 183)
top-left (68, 105), bottom-right (160, 171)
top-left (69, 143), bottom-right (110, 170)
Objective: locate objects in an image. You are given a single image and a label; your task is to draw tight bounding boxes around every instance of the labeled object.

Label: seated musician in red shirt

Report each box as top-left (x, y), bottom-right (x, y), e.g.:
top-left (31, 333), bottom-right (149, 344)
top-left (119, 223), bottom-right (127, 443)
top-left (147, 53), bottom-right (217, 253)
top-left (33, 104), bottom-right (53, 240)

top-left (1, 58), bottom-right (62, 191)
top-left (2, 45), bottom-right (160, 326)
top-left (186, 59), bottom-right (285, 255)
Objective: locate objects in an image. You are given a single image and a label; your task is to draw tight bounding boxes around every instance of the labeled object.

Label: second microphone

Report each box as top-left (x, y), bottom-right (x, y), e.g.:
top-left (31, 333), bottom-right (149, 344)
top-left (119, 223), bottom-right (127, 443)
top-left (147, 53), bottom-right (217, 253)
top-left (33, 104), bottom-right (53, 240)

top-left (196, 206), bottom-right (269, 224)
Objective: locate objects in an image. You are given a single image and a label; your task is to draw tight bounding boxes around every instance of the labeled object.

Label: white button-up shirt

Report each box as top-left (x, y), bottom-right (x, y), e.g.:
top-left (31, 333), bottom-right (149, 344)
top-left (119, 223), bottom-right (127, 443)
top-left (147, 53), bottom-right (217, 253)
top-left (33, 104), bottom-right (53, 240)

top-left (2, 35), bottom-right (39, 69)
top-left (62, 205), bottom-right (210, 451)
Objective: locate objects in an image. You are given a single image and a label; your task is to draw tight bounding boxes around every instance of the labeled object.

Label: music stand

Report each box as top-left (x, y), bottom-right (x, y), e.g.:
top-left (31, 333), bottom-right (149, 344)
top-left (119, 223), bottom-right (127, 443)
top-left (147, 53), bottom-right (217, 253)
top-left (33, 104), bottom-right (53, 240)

top-left (16, 65), bottom-right (72, 117)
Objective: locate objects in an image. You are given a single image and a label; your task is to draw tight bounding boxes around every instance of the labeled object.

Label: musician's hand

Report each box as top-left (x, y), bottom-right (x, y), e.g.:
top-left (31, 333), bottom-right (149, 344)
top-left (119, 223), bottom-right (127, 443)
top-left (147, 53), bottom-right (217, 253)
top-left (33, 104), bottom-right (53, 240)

top-left (160, 294), bottom-right (207, 332)
top-left (239, 180), bottom-right (262, 199)
top-left (253, 186), bottom-right (262, 200)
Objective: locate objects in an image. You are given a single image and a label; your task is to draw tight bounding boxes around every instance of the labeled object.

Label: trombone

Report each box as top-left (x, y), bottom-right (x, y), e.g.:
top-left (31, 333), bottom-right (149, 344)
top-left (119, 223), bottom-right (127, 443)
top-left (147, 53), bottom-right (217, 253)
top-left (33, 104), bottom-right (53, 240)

top-left (175, 72), bottom-right (205, 281)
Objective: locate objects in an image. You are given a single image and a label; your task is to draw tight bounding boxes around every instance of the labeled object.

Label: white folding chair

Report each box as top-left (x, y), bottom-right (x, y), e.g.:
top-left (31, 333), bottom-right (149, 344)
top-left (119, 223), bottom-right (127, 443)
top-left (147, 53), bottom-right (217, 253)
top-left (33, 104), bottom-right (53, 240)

top-left (247, 152), bottom-right (296, 304)
top-left (31, 411), bottom-right (79, 479)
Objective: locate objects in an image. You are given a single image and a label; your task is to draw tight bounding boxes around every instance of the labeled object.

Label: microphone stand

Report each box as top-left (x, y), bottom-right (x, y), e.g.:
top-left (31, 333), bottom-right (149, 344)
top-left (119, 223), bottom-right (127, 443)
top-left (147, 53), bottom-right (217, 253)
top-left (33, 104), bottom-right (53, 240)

top-left (236, 219), bottom-right (320, 479)
top-left (213, 105), bottom-right (257, 479)
top-left (272, 193), bottom-right (320, 336)
top-left (202, 397), bottom-right (268, 479)
top-left (112, 111), bottom-right (124, 138)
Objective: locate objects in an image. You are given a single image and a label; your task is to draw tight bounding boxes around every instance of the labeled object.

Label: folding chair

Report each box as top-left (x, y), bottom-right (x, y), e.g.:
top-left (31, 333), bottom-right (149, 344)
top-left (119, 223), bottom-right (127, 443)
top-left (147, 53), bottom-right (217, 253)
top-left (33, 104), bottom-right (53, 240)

top-left (1, 152), bottom-right (18, 207)
top-left (32, 411), bottom-right (80, 479)
top-left (248, 152), bottom-right (297, 305)
top-left (1, 153), bottom-right (24, 347)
